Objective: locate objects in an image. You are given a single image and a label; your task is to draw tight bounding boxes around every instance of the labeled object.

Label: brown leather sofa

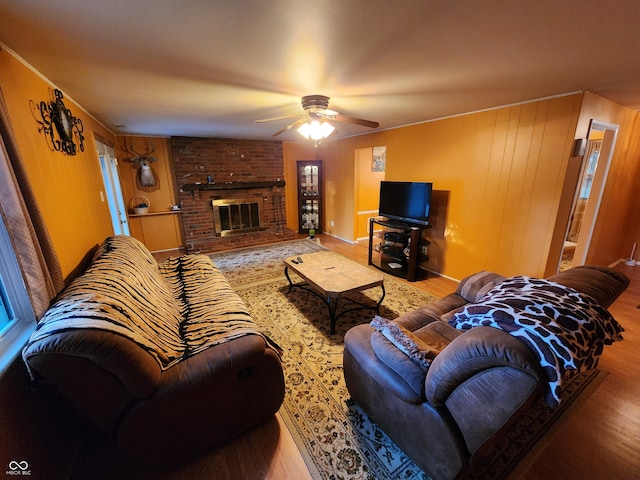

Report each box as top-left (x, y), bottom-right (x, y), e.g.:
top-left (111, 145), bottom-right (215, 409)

top-left (343, 266), bottom-right (628, 480)
top-left (22, 235), bottom-right (285, 465)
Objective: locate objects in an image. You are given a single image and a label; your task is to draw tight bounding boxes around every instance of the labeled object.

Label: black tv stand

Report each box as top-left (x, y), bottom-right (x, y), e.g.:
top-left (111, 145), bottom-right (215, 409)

top-left (368, 218), bottom-right (430, 282)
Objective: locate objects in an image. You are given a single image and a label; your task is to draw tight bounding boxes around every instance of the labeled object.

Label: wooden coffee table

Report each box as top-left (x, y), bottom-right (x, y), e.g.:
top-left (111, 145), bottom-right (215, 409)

top-left (284, 250), bottom-right (385, 334)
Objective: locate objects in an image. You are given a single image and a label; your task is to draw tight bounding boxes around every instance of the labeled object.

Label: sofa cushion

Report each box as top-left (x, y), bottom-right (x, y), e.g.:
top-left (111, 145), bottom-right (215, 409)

top-left (436, 271), bottom-right (505, 324)
top-left (370, 316), bottom-right (437, 370)
top-left (456, 271), bottom-right (506, 303)
top-left (414, 320), bottom-right (463, 345)
top-left (370, 332), bottom-right (427, 399)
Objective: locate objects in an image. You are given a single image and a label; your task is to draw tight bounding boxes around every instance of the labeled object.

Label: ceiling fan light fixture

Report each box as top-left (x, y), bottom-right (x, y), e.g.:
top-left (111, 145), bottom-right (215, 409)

top-left (297, 119), bottom-right (335, 141)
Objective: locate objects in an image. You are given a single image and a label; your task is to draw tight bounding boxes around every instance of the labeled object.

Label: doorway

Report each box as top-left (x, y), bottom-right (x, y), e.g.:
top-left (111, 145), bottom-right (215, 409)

top-left (96, 139), bottom-right (130, 236)
top-left (354, 147), bottom-right (385, 242)
top-left (560, 120), bottom-right (618, 270)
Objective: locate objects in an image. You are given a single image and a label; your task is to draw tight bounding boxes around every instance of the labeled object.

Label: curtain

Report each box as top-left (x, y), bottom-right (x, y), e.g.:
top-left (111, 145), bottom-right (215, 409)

top-left (0, 87), bottom-right (64, 319)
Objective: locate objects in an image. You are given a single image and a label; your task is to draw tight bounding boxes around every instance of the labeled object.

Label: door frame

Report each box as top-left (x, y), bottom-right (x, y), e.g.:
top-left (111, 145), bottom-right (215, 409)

top-left (563, 119), bottom-right (618, 268)
top-left (96, 138), bottom-right (130, 236)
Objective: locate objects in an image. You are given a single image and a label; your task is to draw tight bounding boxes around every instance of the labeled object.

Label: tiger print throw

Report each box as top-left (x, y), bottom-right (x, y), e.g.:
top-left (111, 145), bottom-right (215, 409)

top-left (159, 254), bottom-right (262, 358)
top-left (27, 236), bottom-right (269, 371)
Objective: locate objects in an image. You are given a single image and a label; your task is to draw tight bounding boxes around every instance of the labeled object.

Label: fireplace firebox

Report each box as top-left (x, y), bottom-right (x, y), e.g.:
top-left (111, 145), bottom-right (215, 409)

top-left (212, 198), bottom-right (265, 236)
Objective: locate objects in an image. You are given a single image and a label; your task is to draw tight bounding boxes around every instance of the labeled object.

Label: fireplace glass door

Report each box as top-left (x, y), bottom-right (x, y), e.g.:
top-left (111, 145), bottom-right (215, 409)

top-left (297, 160), bottom-right (322, 234)
top-left (212, 198), bottom-right (265, 236)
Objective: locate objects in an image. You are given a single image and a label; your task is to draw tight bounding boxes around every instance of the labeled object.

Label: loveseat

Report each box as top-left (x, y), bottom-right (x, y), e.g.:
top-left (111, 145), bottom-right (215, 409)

top-left (22, 235), bottom-right (285, 465)
top-left (343, 266), bottom-right (628, 480)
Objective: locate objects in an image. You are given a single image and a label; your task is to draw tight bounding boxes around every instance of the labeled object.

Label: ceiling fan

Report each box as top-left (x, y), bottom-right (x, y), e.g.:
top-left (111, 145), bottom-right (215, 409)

top-left (256, 95), bottom-right (379, 138)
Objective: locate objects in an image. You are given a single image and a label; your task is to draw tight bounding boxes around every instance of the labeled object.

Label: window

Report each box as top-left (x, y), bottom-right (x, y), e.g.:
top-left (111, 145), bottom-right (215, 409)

top-left (578, 149), bottom-right (600, 199)
top-left (0, 215), bottom-right (35, 377)
top-left (0, 285), bottom-right (10, 330)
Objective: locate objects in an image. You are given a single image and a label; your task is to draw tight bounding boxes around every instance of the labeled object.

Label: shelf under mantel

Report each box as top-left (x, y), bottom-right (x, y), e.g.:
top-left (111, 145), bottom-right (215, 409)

top-left (180, 180), bottom-right (285, 192)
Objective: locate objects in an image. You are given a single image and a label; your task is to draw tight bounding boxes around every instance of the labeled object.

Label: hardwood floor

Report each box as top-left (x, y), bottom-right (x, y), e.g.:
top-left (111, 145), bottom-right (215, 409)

top-left (155, 235), bottom-right (640, 479)
top-left (510, 260), bottom-right (640, 480)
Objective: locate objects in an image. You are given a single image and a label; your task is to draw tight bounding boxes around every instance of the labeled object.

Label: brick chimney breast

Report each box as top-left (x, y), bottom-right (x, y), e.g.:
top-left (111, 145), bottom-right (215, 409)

top-left (171, 137), bottom-right (295, 253)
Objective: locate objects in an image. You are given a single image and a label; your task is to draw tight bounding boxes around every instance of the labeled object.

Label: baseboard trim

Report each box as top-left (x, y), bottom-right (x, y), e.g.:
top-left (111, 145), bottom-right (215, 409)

top-left (609, 258), bottom-right (627, 268)
top-left (323, 232), bottom-right (358, 244)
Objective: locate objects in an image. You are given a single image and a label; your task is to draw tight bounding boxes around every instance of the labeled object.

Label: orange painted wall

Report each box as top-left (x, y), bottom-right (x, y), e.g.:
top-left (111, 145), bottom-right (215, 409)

top-left (0, 47), bottom-right (115, 279)
top-left (312, 95), bottom-right (583, 280)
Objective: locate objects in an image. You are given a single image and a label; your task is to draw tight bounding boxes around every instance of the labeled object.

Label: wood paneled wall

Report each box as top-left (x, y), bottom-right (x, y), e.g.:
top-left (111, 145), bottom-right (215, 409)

top-left (5, 46), bottom-right (638, 281)
top-left (302, 95), bottom-right (583, 280)
top-left (286, 93), bottom-right (640, 281)
top-left (115, 136), bottom-right (184, 252)
top-left (0, 47), bottom-right (115, 279)
top-left (576, 93), bottom-right (640, 266)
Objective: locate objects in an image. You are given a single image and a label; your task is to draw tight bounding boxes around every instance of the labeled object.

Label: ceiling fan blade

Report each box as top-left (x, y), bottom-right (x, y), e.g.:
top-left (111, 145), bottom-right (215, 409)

top-left (332, 114), bottom-right (379, 129)
top-left (255, 114), bottom-right (302, 123)
top-left (272, 117), bottom-right (309, 137)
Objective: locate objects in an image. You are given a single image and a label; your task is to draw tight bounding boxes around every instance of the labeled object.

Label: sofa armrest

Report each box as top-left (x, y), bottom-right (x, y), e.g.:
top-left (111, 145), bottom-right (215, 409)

top-left (23, 330), bottom-right (162, 434)
top-left (425, 326), bottom-right (541, 406)
top-left (24, 330), bottom-right (162, 396)
top-left (547, 265), bottom-right (629, 308)
top-left (425, 326), bottom-right (543, 455)
top-left (156, 334), bottom-right (277, 391)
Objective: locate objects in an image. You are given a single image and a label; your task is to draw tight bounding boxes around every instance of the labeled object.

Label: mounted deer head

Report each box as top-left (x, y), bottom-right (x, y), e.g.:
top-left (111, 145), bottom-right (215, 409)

top-left (122, 139), bottom-right (159, 190)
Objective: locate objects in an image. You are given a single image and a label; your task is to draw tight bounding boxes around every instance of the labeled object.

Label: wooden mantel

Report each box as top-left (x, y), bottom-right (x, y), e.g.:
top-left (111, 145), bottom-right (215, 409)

top-left (181, 180), bottom-right (285, 192)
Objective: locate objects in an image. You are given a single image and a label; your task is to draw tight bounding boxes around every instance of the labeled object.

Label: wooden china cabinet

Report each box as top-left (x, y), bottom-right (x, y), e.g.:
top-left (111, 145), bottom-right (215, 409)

top-left (296, 160), bottom-right (323, 234)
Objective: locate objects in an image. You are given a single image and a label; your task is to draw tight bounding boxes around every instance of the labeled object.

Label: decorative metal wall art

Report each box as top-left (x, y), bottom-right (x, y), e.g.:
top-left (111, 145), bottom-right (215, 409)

top-left (31, 88), bottom-right (84, 155)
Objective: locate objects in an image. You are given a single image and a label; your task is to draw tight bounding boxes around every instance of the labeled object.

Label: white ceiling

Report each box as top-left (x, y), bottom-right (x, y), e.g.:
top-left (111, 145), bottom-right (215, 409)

top-left (1, 0), bottom-right (640, 141)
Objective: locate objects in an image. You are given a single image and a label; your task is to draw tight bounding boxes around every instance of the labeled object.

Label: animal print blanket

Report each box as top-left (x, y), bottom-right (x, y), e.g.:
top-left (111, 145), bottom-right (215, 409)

top-left (450, 276), bottom-right (624, 407)
top-left (24, 236), bottom-right (274, 374)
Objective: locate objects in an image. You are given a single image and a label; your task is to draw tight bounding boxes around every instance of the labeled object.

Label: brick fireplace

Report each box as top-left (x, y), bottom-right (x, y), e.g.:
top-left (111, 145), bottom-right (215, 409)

top-left (171, 137), bottom-right (296, 253)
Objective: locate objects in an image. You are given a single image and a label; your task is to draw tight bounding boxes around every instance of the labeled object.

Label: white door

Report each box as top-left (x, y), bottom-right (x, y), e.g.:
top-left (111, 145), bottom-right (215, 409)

top-left (96, 140), bottom-right (130, 236)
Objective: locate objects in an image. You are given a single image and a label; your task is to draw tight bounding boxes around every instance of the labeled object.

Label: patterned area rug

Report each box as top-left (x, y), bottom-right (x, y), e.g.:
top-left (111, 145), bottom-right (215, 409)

top-left (214, 242), bottom-right (438, 480)
top-left (211, 239), bottom-right (603, 480)
top-left (208, 238), bottom-right (327, 287)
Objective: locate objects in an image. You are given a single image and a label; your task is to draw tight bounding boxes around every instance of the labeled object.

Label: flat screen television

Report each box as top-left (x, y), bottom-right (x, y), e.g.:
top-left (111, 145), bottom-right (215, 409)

top-left (378, 181), bottom-right (432, 226)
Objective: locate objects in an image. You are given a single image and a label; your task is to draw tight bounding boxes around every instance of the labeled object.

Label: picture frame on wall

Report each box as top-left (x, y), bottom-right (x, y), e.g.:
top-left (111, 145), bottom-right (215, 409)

top-left (372, 145), bottom-right (386, 172)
